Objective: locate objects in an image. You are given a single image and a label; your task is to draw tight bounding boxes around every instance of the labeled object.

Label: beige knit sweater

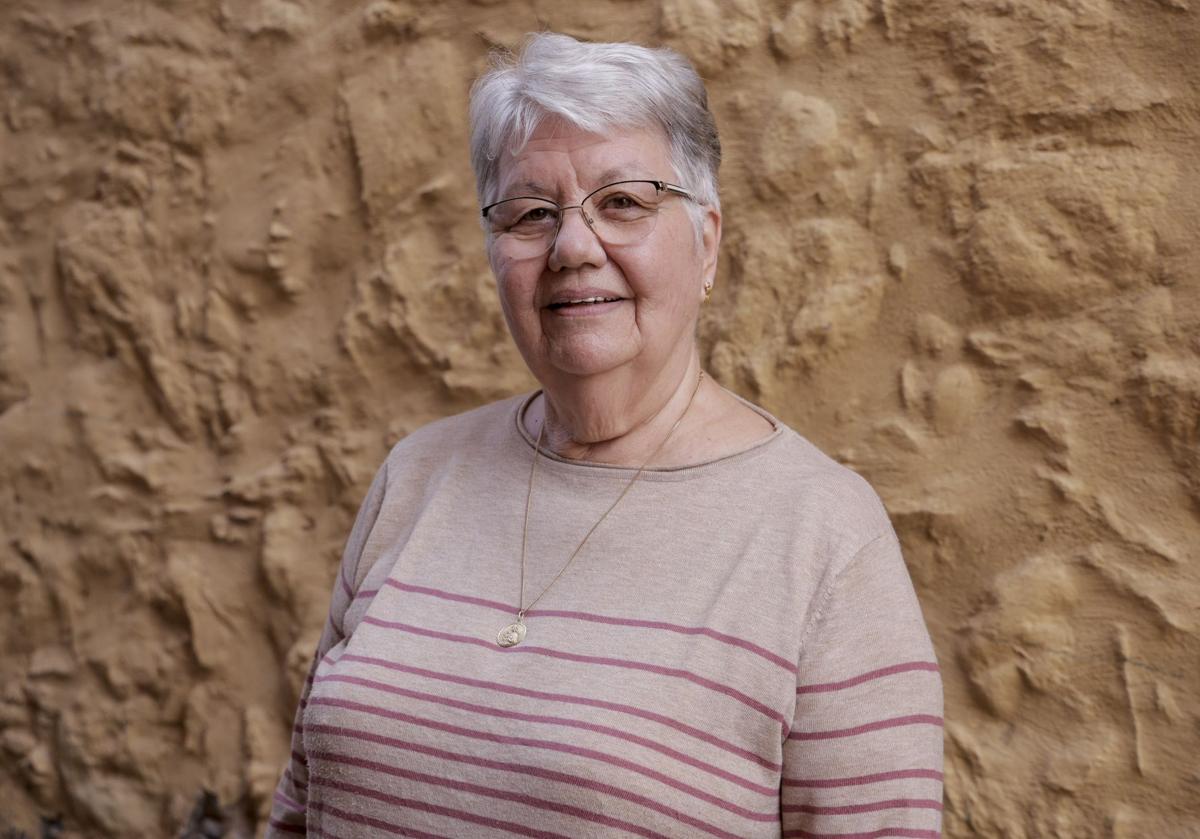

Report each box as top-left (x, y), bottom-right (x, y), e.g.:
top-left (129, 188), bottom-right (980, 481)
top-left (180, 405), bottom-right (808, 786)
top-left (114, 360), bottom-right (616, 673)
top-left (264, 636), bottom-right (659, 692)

top-left (266, 392), bottom-right (944, 838)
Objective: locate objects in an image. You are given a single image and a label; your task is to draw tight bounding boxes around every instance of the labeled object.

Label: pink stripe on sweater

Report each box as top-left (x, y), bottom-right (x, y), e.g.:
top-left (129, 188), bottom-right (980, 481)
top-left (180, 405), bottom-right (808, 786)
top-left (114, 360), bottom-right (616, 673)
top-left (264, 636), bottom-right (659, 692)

top-left (313, 790), bottom-right (569, 839)
top-left (308, 699), bottom-right (778, 822)
top-left (328, 610), bottom-right (346, 639)
top-left (322, 824), bottom-right (401, 839)
top-left (782, 829), bottom-right (941, 839)
top-left (387, 580), bottom-right (796, 672)
top-left (309, 768), bottom-right (672, 839)
top-left (796, 662), bottom-right (940, 694)
top-left (310, 822), bottom-right (377, 839)
top-left (782, 798), bottom-right (944, 815)
top-left (315, 671), bottom-right (776, 795)
top-left (313, 801), bottom-right (449, 838)
top-left (267, 817), bottom-right (305, 835)
top-left (782, 768), bottom-right (944, 788)
top-left (360, 616), bottom-right (790, 730)
top-left (310, 739), bottom-right (746, 839)
top-left (788, 714), bottom-right (944, 741)
top-left (314, 803), bottom-right (452, 839)
top-left (273, 790), bottom-right (305, 814)
top-left (338, 652), bottom-right (781, 771)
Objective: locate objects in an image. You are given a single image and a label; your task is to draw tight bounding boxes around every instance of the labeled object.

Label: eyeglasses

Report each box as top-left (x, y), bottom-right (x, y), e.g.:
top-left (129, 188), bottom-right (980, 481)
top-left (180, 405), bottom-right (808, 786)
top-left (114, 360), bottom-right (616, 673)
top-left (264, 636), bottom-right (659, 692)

top-left (481, 179), bottom-right (695, 260)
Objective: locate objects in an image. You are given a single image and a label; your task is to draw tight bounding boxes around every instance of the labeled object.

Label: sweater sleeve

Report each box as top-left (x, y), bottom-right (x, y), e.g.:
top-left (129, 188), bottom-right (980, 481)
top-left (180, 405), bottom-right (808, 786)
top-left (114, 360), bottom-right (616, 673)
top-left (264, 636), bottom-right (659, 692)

top-left (781, 529), bottom-right (945, 839)
top-left (263, 458), bottom-right (390, 837)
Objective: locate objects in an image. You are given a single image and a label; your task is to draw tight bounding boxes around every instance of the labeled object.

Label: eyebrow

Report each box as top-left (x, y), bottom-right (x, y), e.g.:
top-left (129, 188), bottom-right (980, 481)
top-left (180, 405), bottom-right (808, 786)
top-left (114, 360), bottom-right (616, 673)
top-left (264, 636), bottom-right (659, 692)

top-left (591, 165), bottom-right (653, 188)
top-left (513, 180), bottom-right (551, 197)
top-left (501, 164), bottom-right (657, 201)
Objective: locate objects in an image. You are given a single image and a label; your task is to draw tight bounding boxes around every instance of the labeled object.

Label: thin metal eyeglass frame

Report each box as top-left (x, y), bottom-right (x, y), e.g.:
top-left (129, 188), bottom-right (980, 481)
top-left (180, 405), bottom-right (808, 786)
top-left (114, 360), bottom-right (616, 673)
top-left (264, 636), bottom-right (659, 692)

top-left (480, 179), bottom-right (695, 255)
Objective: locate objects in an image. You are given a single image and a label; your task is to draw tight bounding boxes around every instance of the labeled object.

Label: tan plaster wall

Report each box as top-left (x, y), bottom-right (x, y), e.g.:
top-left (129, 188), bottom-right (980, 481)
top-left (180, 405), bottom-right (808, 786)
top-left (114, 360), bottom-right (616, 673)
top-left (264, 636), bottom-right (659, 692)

top-left (1, 1), bottom-right (1197, 836)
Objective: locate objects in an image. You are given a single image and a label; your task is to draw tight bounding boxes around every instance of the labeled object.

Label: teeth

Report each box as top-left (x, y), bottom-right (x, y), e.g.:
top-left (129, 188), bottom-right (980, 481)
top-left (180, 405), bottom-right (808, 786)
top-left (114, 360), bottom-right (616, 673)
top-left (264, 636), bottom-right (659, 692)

top-left (565, 297), bottom-right (618, 305)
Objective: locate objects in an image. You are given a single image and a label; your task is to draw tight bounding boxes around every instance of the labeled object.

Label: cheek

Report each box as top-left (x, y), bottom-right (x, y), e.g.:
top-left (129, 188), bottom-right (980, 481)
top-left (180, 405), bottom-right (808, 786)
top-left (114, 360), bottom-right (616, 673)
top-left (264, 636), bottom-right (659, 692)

top-left (491, 262), bottom-right (537, 327)
top-left (623, 245), bottom-right (700, 310)
top-left (488, 245), bottom-right (510, 283)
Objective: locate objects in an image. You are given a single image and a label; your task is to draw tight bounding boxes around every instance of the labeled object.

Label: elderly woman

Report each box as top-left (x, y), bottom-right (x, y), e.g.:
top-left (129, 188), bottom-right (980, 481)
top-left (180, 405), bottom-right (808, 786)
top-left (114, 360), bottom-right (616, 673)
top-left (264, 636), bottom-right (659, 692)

top-left (266, 33), bottom-right (943, 839)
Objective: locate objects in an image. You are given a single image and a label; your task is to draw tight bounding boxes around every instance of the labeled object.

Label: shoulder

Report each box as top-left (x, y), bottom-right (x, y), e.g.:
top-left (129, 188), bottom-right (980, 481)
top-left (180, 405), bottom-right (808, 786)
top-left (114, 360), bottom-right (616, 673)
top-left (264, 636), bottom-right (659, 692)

top-left (744, 403), bottom-right (897, 535)
top-left (726, 406), bottom-right (896, 563)
top-left (337, 393), bottom-right (528, 587)
top-left (776, 428), bottom-right (893, 535)
top-left (377, 392), bottom-right (528, 485)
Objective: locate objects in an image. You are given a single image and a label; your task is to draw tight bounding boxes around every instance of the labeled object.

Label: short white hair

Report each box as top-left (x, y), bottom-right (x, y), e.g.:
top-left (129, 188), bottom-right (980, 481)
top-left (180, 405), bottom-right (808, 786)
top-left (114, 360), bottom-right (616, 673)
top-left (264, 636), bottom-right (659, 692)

top-left (469, 33), bottom-right (721, 227)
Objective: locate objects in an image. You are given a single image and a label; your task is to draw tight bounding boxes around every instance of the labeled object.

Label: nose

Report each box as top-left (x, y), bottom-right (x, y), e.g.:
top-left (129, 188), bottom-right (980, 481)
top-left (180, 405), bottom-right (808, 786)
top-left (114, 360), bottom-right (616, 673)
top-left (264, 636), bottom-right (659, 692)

top-left (547, 204), bottom-right (606, 272)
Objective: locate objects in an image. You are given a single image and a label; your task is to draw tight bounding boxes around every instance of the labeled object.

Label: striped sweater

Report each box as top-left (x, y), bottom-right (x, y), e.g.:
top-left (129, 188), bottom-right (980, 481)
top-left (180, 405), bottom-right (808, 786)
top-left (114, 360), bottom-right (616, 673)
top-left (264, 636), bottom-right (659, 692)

top-left (266, 392), bottom-right (944, 838)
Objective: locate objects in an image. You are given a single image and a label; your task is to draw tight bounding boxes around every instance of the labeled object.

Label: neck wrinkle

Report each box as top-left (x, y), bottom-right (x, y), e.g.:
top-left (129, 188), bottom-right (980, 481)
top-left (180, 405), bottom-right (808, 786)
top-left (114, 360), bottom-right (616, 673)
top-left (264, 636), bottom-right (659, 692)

top-left (535, 355), bottom-right (704, 468)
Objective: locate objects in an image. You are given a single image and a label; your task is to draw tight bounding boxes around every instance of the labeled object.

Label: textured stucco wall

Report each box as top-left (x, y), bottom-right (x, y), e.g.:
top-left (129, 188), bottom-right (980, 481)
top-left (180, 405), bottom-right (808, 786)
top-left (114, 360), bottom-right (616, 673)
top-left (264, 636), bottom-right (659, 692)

top-left (1, 1), bottom-right (1197, 837)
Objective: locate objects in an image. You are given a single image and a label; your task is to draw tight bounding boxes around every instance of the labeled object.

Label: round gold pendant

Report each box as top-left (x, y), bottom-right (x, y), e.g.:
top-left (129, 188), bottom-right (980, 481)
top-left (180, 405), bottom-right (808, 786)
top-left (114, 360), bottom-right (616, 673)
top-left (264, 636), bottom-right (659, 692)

top-left (497, 621), bottom-right (527, 647)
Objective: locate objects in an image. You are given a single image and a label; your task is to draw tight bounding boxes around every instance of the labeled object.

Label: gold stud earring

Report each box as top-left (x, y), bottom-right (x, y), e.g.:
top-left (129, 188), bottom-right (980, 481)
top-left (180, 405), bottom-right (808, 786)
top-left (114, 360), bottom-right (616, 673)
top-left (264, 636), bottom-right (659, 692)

top-left (702, 281), bottom-right (714, 302)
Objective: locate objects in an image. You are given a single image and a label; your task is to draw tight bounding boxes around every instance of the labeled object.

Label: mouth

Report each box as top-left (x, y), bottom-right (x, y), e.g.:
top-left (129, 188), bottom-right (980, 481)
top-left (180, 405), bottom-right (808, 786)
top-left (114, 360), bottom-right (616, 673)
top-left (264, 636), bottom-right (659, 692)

top-left (546, 295), bottom-right (625, 311)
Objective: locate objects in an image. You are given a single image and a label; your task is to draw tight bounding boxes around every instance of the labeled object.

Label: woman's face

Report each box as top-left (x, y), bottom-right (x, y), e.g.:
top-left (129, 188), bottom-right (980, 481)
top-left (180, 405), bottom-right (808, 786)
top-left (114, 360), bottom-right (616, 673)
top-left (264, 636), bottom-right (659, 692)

top-left (486, 119), bottom-right (720, 387)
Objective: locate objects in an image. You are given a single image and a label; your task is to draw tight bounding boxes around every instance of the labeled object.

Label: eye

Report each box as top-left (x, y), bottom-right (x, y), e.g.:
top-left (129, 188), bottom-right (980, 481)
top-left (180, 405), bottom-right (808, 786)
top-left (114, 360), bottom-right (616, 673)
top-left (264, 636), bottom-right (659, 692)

top-left (593, 189), bottom-right (656, 223)
top-left (599, 193), bottom-right (638, 211)
top-left (493, 200), bottom-right (559, 236)
top-left (517, 206), bottom-right (555, 224)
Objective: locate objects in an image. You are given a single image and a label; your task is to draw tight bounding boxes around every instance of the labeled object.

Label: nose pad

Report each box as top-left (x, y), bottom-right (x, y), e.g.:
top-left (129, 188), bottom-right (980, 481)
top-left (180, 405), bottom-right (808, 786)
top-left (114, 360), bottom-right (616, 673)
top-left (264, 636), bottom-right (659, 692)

top-left (547, 204), bottom-right (605, 267)
top-left (560, 204), bottom-right (594, 231)
top-left (550, 205), bottom-right (597, 252)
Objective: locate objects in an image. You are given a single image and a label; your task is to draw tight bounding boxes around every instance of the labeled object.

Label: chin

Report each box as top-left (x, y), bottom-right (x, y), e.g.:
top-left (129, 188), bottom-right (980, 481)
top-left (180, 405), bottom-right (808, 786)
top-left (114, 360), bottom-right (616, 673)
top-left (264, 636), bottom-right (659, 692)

top-left (542, 340), bottom-right (638, 379)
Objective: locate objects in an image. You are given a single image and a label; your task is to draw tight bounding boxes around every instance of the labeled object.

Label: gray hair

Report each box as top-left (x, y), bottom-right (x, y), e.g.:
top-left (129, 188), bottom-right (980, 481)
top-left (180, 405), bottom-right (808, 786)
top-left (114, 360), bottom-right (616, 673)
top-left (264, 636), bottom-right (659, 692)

top-left (469, 33), bottom-right (721, 228)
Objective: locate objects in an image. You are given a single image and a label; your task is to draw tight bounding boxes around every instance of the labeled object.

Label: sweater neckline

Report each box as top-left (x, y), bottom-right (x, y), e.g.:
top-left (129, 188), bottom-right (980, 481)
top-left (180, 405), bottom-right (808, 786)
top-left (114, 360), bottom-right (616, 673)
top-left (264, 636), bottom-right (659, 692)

top-left (511, 388), bottom-right (787, 480)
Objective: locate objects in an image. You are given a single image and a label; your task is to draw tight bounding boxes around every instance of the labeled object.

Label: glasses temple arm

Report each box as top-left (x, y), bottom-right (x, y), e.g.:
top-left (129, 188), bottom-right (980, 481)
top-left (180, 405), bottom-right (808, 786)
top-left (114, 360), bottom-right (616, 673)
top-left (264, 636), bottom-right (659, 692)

top-left (656, 182), bottom-right (696, 200)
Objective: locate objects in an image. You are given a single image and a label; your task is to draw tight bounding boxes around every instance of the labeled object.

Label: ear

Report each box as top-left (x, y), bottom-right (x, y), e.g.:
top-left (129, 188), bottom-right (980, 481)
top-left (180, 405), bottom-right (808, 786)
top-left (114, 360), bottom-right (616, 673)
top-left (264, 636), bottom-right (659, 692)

top-left (698, 203), bottom-right (722, 301)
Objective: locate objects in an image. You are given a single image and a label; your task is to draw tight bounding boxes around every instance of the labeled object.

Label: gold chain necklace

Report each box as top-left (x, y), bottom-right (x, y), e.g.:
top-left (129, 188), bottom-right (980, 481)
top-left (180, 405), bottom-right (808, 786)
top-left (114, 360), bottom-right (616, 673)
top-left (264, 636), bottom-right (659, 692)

top-left (497, 371), bottom-right (706, 647)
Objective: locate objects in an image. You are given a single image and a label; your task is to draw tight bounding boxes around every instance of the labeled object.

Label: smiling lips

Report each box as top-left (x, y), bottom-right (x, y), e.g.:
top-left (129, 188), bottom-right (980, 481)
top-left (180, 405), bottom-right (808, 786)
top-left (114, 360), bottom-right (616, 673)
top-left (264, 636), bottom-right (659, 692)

top-left (545, 288), bottom-right (627, 312)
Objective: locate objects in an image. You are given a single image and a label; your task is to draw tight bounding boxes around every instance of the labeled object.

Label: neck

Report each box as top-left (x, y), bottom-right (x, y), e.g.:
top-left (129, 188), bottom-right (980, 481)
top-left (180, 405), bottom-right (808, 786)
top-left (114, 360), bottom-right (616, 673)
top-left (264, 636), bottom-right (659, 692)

top-left (532, 355), bottom-right (707, 467)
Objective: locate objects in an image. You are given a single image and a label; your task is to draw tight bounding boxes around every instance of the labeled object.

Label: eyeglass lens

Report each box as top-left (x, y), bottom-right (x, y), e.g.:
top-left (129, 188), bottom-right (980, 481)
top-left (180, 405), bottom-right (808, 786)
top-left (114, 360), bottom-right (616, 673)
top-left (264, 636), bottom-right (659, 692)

top-left (485, 181), bottom-right (672, 259)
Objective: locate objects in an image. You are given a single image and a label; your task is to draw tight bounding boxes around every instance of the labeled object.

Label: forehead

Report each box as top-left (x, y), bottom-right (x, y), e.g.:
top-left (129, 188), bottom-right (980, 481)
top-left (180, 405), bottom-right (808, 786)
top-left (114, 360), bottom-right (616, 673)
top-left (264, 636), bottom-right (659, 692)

top-left (496, 118), bottom-right (674, 195)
